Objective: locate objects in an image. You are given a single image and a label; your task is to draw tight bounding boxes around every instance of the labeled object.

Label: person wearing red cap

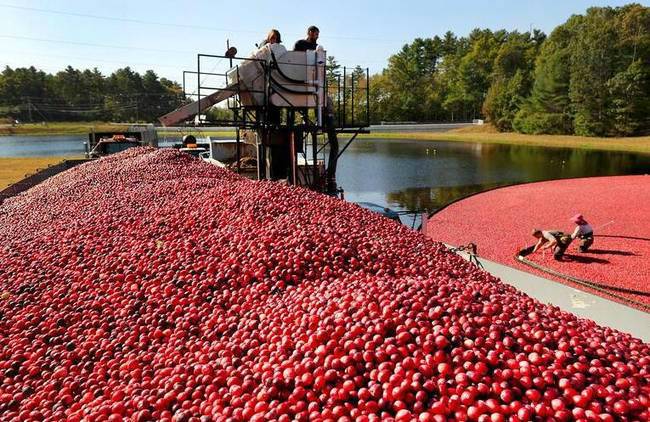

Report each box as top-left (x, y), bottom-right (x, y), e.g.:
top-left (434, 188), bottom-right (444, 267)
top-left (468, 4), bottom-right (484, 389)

top-left (570, 214), bottom-right (594, 252)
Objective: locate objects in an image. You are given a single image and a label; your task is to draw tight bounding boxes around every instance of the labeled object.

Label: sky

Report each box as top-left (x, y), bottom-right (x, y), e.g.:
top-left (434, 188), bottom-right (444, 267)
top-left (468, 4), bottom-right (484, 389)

top-left (1, 0), bottom-right (647, 88)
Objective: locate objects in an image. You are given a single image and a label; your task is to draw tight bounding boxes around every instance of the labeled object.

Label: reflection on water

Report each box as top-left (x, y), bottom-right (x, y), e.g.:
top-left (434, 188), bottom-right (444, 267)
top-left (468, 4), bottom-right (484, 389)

top-left (0, 135), bottom-right (87, 157)
top-left (0, 135), bottom-right (192, 157)
top-left (337, 138), bottom-right (650, 224)
top-left (385, 182), bottom-right (506, 213)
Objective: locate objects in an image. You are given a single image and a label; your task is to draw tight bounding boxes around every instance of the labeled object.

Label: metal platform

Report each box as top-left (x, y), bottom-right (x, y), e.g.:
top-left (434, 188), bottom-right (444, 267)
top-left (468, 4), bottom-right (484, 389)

top-left (159, 46), bottom-right (371, 196)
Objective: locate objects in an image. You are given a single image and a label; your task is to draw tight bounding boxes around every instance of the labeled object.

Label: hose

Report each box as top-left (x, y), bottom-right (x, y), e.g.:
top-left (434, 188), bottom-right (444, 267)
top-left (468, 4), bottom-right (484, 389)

top-left (515, 252), bottom-right (650, 311)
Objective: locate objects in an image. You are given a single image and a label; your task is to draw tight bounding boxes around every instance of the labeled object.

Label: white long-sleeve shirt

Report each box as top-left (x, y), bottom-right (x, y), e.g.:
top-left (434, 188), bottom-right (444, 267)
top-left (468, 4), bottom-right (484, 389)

top-left (251, 43), bottom-right (287, 63)
top-left (572, 223), bottom-right (593, 239)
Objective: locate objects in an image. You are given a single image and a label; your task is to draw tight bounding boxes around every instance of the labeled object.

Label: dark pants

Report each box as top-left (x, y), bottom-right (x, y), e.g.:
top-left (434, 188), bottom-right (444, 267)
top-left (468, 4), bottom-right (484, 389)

top-left (552, 234), bottom-right (572, 260)
top-left (578, 235), bottom-right (594, 252)
top-left (553, 244), bottom-right (568, 260)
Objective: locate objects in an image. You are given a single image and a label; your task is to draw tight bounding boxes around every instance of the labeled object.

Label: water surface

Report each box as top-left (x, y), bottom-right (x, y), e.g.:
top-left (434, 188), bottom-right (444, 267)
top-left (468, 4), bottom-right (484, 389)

top-left (2, 135), bottom-right (649, 226)
top-left (337, 138), bottom-right (650, 226)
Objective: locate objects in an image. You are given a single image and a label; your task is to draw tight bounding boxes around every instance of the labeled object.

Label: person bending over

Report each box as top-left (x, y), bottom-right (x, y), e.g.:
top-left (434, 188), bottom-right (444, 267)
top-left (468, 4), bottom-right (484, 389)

top-left (531, 229), bottom-right (572, 261)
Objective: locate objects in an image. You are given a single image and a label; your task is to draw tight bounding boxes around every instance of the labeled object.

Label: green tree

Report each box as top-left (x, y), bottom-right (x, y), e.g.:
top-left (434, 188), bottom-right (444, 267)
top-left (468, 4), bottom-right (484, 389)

top-left (380, 37), bottom-right (444, 121)
top-left (326, 56), bottom-right (341, 89)
top-left (0, 65), bottom-right (183, 122)
top-left (105, 67), bottom-right (144, 121)
top-left (0, 66), bottom-right (54, 121)
top-left (570, 7), bottom-right (620, 136)
top-left (513, 19), bottom-right (579, 134)
top-left (608, 60), bottom-right (650, 135)
top-left (514, 4), bottom-right (650, 136)
top-left (483, 31), bottom-right (544, 130)
top-left (368, 73), bottom-right (390, 123)
top-left (445, 29), bottom-right (501, 120)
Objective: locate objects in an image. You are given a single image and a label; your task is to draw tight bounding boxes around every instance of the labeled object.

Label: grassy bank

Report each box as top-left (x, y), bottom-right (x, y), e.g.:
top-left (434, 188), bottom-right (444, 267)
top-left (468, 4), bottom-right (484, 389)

top-left (157, 130), bottom-right (236, 139)
top-left (4, 122), bottom-right (650, 155)
top-left (364, 125), bottom-right (650, 154)
top-left (173, 126), bottom-right (650, 154)
top-left (0, 157), bottom-right (71, 190)
top-left (0, 122), bottom-right (134, 136)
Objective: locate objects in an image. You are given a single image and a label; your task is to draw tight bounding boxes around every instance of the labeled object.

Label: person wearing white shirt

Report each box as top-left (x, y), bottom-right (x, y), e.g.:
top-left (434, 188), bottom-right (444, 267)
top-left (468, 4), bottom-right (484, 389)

top-left (252, 29), bottom-right (288, 62)
top-left (570, 214), bottom-right (594, 252)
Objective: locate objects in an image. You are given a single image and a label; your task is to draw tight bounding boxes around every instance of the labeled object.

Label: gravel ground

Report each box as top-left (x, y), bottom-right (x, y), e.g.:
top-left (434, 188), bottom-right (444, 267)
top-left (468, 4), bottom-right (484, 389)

top-left (426, 175), bottom-right (650, 308)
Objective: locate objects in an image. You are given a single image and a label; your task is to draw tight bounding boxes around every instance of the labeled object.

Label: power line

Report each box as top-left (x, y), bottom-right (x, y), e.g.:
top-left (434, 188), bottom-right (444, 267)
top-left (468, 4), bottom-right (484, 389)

top-left (23, 93), bottom-right (182, 101)
top-left (0, 32), bottom-right (390, 72)
top-left (0, 4), bottom-right (258, 35)
top-left (0, 34), bottom-right (392, 70)
top-left (0, 49), bottom-right (190, 70)
top-left (0, 34), bottom-right (192, 55)
top-left (0, 3), bottom-right (403, 43)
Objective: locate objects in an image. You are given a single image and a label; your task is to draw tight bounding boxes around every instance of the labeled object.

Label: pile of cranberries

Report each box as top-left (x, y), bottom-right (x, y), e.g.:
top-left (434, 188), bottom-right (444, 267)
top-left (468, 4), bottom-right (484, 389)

top-left (0, 148), bottom-right (647, 421)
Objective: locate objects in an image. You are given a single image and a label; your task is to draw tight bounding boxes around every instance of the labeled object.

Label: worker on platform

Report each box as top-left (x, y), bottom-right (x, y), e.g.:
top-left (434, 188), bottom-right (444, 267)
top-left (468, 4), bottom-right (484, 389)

top-left (293, 26), bottom-right (340, 194)
top-left (570, 214), bottom-right (594, 252)
top-left (530, 229), bottom-right (573, 261)
top-left (253, 29), bottom-right (289, 179)
top-left (253, 29), bottom-right (287, 62)
top-left (294, 25), bottom-right (320, 51)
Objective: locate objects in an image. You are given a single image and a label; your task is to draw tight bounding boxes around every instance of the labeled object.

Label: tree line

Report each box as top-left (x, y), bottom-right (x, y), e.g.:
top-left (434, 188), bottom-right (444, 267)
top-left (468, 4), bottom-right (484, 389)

top-left (362, 3), bottom-right (649, 136)
top-left (0, 66), bottom-right (183, 123)
top-left (1, 4), bottom-right (647, 137)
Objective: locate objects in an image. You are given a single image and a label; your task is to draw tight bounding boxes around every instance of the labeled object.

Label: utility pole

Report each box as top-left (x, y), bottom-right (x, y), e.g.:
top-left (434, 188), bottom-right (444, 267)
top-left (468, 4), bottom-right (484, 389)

top-left (27, 99), bottom-right (33, 122)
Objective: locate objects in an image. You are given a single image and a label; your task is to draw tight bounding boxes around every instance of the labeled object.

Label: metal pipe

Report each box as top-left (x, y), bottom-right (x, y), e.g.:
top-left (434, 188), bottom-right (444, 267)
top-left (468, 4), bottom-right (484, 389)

top-left (200, 86), bottom-right (235, 91)
top-left (196, 55), bottom-right (201, 125)
top-left (337, 74), bottom-right (341, 128)
top-left (290, 131), bottom-right (296, 185)
top-left (316, 60), bottom-right (322, 127)
top-left (342, 67), bottom-right (346, 127)
top-left (182, 71), bottom-right (226, 77)
top-left (366, 68), bottom-right (370, 126)
top-left (311, 130), bottom-right (318, 188)
top-left (235, 127), bottom-right (241, 174)
top-left (337, 130), bottom-right (360, 159)
top-left (227, 39), bottom-right (232, 68)
top-left (351, 73), bottom-right (355, 127)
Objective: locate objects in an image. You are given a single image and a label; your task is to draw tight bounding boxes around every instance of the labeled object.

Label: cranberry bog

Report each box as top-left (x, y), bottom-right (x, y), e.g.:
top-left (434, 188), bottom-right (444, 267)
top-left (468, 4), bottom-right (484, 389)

top-left (0, 149), bottom-right (648, 421)
top-left (426, 175), bottom-right (650, 309)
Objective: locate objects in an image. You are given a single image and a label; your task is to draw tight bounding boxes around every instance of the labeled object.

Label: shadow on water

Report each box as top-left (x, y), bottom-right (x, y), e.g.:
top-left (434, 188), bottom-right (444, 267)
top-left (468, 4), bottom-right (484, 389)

top-left (385, 182), bottom-right (506, 215)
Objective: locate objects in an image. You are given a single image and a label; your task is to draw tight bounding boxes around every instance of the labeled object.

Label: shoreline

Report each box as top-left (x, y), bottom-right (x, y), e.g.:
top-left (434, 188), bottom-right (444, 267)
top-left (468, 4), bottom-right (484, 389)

top-left (0, 122), bottom-right (128, 136)
top-left (0, 156), bottom-right (74, 190)
top-left (364, 131), bottom-right (650, 155)
top-left (3, 123), bottom-right (650, 154)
